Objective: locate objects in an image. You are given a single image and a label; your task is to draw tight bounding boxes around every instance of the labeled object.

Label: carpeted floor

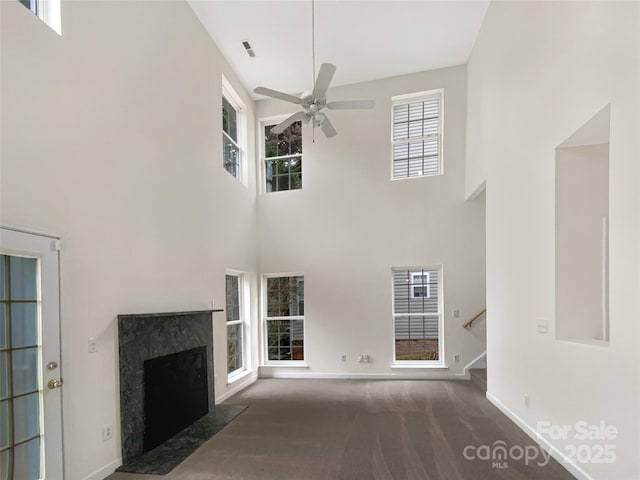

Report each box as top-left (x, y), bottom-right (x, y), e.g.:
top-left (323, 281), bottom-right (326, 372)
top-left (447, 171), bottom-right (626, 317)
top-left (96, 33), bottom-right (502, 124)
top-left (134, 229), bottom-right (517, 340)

top-left (107, 378), bottom-right (575, 480)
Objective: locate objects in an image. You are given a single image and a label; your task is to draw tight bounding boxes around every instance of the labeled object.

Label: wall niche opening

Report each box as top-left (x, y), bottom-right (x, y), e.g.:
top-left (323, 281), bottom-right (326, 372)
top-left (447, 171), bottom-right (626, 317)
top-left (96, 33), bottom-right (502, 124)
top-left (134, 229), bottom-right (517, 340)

top-left (555, 104), bottom-right (610, 344)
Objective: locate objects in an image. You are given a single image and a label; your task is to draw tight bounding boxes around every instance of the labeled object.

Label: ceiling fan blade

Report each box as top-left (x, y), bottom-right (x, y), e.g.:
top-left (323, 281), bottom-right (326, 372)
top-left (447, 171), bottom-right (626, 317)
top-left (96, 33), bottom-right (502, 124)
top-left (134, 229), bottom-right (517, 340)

top-left (254, 86), bottom-right (302, 105)
top-left (312, 63), bottom-right (337, 100)
top-left (326, 99), bottom-right (376, 110)
top-left (272, 111), bottom-right (309, 134)
top-left (320, 115), bottom-right (337, 138)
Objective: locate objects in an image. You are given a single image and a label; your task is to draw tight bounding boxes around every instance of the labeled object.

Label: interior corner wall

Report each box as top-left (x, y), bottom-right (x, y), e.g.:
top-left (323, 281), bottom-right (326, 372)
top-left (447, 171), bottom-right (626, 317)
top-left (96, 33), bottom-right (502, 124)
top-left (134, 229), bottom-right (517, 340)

top-left (255, 65), bottom-right (487, 380)
top-left (0, 2), bottom-right (258, 478)
top-left (466, 2), bottom-right (640, 479)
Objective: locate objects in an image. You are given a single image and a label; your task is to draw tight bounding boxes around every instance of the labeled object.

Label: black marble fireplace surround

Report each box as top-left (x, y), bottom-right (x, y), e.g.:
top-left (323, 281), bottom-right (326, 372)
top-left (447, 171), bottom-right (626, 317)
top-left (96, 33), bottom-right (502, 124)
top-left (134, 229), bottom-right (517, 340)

top-left (117, 310), bottom-right (246, 475)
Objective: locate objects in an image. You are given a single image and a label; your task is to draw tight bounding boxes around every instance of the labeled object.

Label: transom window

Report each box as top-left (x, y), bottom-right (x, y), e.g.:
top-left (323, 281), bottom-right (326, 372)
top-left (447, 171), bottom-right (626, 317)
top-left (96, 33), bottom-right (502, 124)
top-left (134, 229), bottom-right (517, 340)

top-left (391, 89), bottom-right (443, 180)
top-left (263, 122), bottom-right (302, 192)
top-left (392, 266), bottom-right (442, 363)
top-left (264, 275), bottom-right (304, 362)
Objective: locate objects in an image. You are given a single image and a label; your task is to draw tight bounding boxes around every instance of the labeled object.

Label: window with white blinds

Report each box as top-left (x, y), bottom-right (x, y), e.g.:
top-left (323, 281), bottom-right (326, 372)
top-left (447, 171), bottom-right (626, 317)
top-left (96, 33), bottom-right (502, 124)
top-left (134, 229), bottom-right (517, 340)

top-left (391, 90), bottom-right (443, 180)
top-left (392, 266), bottom-right (442, 363)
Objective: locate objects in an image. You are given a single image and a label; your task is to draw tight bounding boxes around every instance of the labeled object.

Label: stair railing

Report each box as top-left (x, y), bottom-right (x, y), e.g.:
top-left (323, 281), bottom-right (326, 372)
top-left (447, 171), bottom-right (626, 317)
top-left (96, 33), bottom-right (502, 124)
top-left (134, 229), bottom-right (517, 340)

top-left (463, 308), bottom-right (486, 329)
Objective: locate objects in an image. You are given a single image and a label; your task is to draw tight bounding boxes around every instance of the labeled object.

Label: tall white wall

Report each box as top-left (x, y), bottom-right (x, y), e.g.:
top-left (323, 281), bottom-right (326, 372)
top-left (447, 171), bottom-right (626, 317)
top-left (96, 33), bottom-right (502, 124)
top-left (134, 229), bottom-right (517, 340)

top-left (466, 2), bottom-right (639, 479)
top-left (1, 2), bottom-right (259, 478)
top-left (256, 66), bottom-right (486, 379)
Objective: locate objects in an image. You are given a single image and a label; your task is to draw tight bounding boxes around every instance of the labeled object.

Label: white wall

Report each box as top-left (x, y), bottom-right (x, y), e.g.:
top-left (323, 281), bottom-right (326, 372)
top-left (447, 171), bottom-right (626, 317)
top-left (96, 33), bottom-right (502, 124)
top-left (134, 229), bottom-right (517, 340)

top-left (256, 66), bottom-right (486, 379)
top-left (1, 2), bottom-right (259, 478)
top-left (466, 2), bottom-right (639, 479)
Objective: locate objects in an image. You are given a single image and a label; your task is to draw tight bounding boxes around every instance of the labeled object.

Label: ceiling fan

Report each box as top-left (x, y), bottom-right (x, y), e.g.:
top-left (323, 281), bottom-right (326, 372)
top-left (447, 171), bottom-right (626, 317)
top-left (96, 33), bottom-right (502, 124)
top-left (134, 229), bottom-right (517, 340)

top-left (254, 64), bottom-right (375, 139)
top-left (253, 0), bottom-right (375, 139)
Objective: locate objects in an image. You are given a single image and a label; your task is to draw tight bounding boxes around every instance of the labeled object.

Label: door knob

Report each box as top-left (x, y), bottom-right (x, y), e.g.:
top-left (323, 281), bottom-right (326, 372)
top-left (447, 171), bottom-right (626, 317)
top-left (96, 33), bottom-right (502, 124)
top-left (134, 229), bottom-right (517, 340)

top-left (47, 379), bottom-right (63, 389)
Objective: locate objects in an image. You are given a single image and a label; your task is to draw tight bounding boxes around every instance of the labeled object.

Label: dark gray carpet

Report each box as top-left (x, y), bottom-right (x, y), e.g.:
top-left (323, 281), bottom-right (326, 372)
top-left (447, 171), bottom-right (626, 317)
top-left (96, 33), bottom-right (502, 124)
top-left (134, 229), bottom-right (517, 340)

top-left (108, 379), bottom-right (576, 480)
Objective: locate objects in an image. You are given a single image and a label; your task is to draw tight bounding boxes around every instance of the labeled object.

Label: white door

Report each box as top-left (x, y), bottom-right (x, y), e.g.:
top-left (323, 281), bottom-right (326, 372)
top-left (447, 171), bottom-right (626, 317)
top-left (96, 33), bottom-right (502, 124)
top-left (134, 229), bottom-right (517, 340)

top-left (1, 227), bottom-right (63, 480)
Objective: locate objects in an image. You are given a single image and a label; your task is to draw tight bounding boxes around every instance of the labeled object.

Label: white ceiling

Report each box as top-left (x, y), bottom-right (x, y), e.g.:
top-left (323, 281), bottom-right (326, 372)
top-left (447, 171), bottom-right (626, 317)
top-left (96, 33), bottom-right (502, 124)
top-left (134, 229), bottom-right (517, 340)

top-left (188, 1), bottom-right (490, 100)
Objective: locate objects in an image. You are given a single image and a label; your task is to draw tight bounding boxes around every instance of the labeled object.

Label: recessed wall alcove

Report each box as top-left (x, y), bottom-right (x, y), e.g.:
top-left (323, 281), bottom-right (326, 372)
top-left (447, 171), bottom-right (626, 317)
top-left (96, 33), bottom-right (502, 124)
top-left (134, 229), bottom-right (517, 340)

top-left (555, 105), bottom-right (610, 344)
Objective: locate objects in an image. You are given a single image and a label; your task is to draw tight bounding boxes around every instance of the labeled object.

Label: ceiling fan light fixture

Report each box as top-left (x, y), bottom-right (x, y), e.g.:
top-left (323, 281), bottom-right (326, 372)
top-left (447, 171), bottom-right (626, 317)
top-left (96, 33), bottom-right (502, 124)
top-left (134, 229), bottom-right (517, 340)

top-left (251, 1), bottom-right (375, 139)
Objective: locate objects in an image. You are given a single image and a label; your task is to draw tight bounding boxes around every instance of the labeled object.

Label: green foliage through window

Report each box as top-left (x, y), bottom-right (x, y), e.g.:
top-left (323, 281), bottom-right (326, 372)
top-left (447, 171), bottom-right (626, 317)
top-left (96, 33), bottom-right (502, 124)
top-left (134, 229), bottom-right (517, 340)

top-left (264, 122), bottom-right (302, 192)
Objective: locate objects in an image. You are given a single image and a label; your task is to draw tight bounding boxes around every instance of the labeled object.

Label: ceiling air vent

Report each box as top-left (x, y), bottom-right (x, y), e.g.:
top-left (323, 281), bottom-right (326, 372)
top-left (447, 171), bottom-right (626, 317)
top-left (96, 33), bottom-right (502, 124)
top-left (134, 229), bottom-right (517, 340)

top-left (242, 41), bottom-right (255, 58)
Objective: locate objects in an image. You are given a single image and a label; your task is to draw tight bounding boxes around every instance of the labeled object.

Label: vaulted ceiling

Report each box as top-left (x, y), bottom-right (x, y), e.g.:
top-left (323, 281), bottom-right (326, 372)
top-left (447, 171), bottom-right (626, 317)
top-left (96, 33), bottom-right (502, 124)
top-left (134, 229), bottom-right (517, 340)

top-left (188, 1), bottom-right (490, 99)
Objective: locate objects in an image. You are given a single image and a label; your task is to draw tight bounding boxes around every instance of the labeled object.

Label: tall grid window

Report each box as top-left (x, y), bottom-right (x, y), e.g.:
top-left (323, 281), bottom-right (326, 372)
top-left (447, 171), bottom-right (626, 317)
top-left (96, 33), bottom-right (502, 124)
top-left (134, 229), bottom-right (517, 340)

top-left (225, 274), bottom-right (245, 376)
top-left (391, 90), bottom-right (443, 180)
top-left (263, 122), bottom-right (302, 192)
top-left (264, 276), bottom-right (304, 361)
top-left (1, 255), bottom-right (43, 478)
top-left (392, 266), bottom-right (442, 363)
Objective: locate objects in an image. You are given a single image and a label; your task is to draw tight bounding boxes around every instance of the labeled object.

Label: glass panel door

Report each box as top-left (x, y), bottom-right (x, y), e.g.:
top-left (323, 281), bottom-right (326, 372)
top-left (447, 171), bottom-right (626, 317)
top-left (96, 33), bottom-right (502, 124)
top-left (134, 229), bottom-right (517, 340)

top-left (1, 255), bottom-right (43, 480)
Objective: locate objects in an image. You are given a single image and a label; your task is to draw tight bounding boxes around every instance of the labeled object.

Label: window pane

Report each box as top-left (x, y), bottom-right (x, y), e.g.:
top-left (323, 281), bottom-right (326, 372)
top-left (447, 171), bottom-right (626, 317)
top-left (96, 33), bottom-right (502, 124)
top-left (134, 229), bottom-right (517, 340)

top-left (13, 437), bottom-right (41, 480)
top-left (12, 348), bottom-right (39, 396)
top-left (11, 303), bottom-right (38, 348)
top-left (0, 352), bottom-right (8, 399)
top-left (9, 257), bottom-right (37, 301)
top-left (266, 319), bottom-right (304, 361)
top-left (277, 175), bottom-right (290, 192)
top-left (0, 400), bottom-right (10, 449)
top-left (223, 134), bottom-right (240, 179)
top-left (225, 275), bottom-right (240, 322)
top-left (393, 268), bottom-right (438, 314)
top-left (0, 305), bottom-right (7, 349)
top-left (266, 276), bottom-right (303, 317)
top-left (222, 97), bottom-right (237, 142)
top-left (264, 121), bottom-right (302, 158)
top-left (227, 324), bottom-right (243, 374)
top-left (13, 392), bottom-right (40, 444)
top-left (394, 315), bottom-right (439, 361)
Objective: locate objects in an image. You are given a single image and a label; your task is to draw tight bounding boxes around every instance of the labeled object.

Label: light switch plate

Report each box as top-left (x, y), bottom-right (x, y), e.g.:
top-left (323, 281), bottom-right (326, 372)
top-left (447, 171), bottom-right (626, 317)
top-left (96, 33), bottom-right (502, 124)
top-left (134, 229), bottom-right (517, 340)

top-left (536, 318), bottom-right (548, 334)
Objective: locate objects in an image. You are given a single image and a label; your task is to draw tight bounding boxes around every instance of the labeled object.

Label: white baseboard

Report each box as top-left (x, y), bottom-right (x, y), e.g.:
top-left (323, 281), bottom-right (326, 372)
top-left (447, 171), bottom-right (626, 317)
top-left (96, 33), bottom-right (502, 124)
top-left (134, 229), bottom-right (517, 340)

top-left (463, 351), bottom-right (487, 376)
top-left (259, 370), bottom-right (468, 380)
top-left (82, 458), bottom-right (122, 480)
top-left (486, 392), bottom-right (593, 480)
top-left (216, 372), bottom-right (258, 403)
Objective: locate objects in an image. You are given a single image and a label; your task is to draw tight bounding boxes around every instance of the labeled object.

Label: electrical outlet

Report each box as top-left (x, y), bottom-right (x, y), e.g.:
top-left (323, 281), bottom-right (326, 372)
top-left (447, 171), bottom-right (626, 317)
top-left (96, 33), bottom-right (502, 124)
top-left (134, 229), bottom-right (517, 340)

top-left (363, 354), bottom-right (370, 363)
top-left (88, 338), bottom-right (97, 354)
top-left (524, 394), bottom-right (530, 408)
top-left (102, 424), bottom-right (112, 441)
top-left (453, 309), bottom-right (460, 318)
top-left (453, 354), bottom-right (460, 363)
top-left (340, 354), bottom-right (347, 362)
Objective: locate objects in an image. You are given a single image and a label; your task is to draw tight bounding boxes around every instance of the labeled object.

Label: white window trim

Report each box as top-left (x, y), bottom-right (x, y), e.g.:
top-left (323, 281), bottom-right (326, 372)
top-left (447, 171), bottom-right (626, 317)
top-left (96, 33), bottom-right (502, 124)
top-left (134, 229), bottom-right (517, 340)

top-left (391, 265), bottom-right (445, 366)
top-left (390, 88), bottom-right (444, 181)
top-left (258, 115), bottom-right (303, 195)
top-left (25, 0), bottom-right (62, 35)
top-left (222, 76), bottom-right (248, 186)
top-left (226, 269), bottom-right (251, 381)
top-left (260, 272), bottom-right (307, 366)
